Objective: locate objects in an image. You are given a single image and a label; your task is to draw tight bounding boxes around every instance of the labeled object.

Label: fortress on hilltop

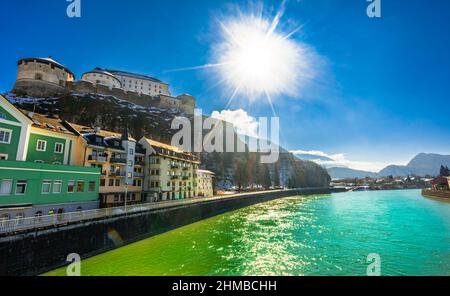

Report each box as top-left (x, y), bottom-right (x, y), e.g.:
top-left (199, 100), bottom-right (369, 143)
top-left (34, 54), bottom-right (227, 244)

top-left (12, 57), bottom-right (195, 115)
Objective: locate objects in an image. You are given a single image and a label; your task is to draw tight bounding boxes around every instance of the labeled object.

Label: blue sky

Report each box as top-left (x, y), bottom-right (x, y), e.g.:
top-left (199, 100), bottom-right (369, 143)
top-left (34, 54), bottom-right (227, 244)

top-left (1, 0), bottom-right (449, 171)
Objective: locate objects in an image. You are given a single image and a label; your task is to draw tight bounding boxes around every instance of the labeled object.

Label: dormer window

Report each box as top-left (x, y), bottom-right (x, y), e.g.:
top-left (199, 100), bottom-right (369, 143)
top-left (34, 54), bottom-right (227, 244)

top-left (95, 137), bottom-right (102, 144)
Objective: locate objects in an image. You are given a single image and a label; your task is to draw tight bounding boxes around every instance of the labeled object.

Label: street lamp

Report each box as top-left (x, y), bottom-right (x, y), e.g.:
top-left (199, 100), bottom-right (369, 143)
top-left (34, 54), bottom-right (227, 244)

top-left (124, 182), bottom-right (129, 213)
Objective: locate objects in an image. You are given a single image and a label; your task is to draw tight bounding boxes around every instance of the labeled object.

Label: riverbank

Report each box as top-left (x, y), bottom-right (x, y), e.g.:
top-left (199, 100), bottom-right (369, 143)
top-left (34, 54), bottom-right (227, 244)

top-left (422, 189), bottom-right (450, 201)
top-left (45, 189), bottom-right (450, 276)
top-left (0, 187), bottom-right (331, 276)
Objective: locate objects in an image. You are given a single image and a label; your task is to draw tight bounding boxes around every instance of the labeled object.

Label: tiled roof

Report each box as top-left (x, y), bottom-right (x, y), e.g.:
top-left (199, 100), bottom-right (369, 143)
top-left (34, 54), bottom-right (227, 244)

top-left (68, 123), bottom-right (136, 142)
top-left (19, 109), bottom-right (76, 136)
top-left (104, 69), bottom-right (167, 84)
top-left (141, 137), bottom-right (184, 154)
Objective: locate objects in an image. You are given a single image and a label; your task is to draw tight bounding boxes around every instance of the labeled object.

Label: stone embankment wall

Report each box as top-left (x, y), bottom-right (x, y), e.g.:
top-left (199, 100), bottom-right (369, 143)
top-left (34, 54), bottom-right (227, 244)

top-left (0, 188), bottom-right (330, 276)
top-left (422, 189), bottom-right (450, 200)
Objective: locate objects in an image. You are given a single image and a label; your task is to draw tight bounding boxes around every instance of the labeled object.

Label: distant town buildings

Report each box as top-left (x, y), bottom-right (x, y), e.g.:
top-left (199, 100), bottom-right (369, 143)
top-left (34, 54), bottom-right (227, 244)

top-left (12, 57), bottom-right (195, 115)
top-left (0, 94), bottom-right (214, 219)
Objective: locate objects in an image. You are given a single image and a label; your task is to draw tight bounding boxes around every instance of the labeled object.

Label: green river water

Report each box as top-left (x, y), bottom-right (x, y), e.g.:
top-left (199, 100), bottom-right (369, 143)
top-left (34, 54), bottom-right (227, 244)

top-left (46, 190), bottom-right (450, 276)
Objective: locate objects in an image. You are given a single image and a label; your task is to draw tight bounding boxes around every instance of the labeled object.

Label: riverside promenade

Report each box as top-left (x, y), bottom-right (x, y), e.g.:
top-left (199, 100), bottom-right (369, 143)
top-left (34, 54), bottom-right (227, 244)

top-left (0, 188), bottom-right (326, 237)
top-left (1, 187), bottom-right (332, 276)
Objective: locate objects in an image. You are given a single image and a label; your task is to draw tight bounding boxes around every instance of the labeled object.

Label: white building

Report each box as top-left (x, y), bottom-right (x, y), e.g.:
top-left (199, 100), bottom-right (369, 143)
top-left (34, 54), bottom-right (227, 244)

top-left (103, 69), bottom-right (171, 96)
top-left (196, 170), bottom-right (215, 198)
top-left (81, 68), bottom-right (122, 89)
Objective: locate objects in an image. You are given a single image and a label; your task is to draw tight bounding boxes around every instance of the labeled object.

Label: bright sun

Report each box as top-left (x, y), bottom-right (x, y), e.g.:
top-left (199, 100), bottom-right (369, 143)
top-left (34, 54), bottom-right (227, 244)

top-left (216, 15), bottom-right (306, 100)
top-left (167, 2), bottom-right (314, 108)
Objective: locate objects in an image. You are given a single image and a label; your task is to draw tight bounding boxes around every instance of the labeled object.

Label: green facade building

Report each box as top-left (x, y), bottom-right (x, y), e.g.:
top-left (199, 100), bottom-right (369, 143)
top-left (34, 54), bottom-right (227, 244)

top-left (0, 95), bottom-right (100, 219)
top-left (0, 160), bottom-right (100, 219)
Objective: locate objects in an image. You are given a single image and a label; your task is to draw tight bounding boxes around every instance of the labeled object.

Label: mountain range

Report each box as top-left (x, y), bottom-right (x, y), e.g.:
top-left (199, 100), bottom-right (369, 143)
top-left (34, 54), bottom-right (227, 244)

top-left (296, 152), bottom-right (450, 179)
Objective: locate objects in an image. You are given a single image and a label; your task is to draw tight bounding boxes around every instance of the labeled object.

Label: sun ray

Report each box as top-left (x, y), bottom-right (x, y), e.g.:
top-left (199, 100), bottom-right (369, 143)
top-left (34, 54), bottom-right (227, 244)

top-left (164, 62), bottom-right (230, 73)
top-left (264, 90), bottom-right (277, 117)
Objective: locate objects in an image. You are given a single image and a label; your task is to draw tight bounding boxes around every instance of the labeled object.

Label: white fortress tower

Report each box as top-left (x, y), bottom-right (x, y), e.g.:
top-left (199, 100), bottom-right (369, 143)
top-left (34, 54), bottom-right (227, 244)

top-left (81, 68), bottom-right (122, 89)
top-left (103, 69), bottom-right (171, 97)
top-left (13, 57), bottom-right (74, 97)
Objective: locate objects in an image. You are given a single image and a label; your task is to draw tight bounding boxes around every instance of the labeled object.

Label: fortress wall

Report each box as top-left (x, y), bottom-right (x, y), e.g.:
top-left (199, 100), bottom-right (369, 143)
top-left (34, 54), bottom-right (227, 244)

top-left (67, 81), bottom-right (195, 114)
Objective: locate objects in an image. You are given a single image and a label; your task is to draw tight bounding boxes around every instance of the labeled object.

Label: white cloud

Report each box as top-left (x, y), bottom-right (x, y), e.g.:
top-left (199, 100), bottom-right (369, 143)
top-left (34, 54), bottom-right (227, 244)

top-left (290, 150), bottom-right (389, 172)
top-left (211, 109), bottom-right (259, 138)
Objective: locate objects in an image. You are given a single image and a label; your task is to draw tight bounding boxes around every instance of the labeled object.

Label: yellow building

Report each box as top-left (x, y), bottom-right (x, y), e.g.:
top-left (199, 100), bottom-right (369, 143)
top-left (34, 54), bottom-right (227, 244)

top-left (66, 123), bottom-right (146, 207)
top-left (196, 169), bottom-right (215, 198)
top-left (139, 137), bottom-right (200, 201)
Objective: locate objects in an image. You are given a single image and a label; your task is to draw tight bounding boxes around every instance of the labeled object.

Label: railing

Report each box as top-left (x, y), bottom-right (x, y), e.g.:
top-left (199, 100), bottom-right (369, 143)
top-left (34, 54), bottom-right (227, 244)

top-left (0, 188), bottom-right (322, 236)
top-left (134, 172), bottom-right (144, 178)
top-left (109, 171), bottom-right (125, 177)
top-left (110, 158), bottom-right (127, 164)
top-left (88, 155), bottom-right (108, 163)
top-left (0, 193), bottom-right (260, 235)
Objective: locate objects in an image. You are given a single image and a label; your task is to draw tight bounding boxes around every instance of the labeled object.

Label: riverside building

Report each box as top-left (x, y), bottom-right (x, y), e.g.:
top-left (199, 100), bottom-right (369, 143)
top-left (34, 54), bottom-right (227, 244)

top-left (65, 124), bottom-right (146, 207)
top-left (196, 169), bottom-right (215, 198)
top-left (139, 137), bottom-right (200, 201)
top-left (0, 95), bottom-right (100, 220)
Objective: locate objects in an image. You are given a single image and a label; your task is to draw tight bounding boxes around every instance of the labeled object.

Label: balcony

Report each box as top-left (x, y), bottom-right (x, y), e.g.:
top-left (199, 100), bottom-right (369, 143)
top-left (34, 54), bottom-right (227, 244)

top-left (182, 166), bottom-right (190, 171)
top-left (171, 175), bottom-right (180, 180)
top-left (110, 158), bottom-right (127, 165)
top-left (88, 155), bottom-right (108, 163)
top-left (134, 172), bottom-right (144, 178)
top-left (182, 176), bottom-right (190, 180)
top-left (171, 164), bottom-right (180, 169)
top-left (109, 171), bottom-right (125, 177)
top-left (135, 160), bottom-right (145, 166)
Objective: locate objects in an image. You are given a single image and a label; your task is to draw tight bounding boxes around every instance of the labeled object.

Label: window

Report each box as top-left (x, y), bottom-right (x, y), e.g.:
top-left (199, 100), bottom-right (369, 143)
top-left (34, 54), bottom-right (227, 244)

top-left (15, 180), bottom-right (27, 195)
top-left (128, 160), bottom-right (133, 167)
top-left (34, 160), bottom-right (44, 164)
top-left (42, 180), bottom-right (52, 194)
top-left (54, 143), bottom-right (64, 154)
top-left (129, 148), bottom-right (134, 155)
top-left (115, 179), bottom-right (120, 187)
top-left (67, 181), bottom-right (75, 193)
top-left (53, 181), bottom-right (62, 193)
top-left (53, 162), bottom-right (62, 165)
top-left (36, 140), bottom-right (47, 152)
top-left (88, 181), bottom-right (96, 192)
top-left (109, 179), bottom-right (114, 187)
top-left (100, 179), bottom-right (106, 187)
top-left (0, 179), bottom-right (12, 195)
top-left (0, 129), bottom-right (12, 144)
top-left (0, 154), bottom-right (8, 160)
top-left (76, 181), bottom-right (84, 192)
